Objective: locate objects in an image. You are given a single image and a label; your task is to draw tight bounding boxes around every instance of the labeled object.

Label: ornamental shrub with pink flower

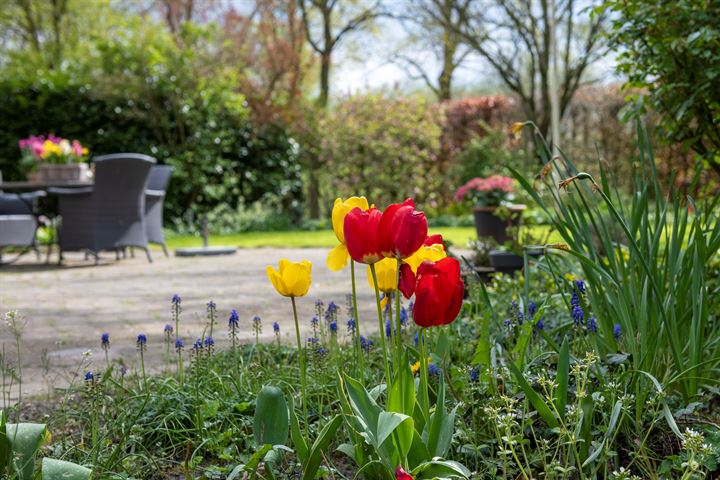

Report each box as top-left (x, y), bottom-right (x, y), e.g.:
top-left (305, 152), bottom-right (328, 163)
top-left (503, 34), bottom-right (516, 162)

top-left (454, 174), bottom-right (514, 206)
top-left (19, 134), bottom-right (89, 166)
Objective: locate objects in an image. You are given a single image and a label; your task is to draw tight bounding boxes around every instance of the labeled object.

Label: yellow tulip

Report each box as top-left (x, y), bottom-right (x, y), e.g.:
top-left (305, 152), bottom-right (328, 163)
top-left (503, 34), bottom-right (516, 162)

top-left (367, 257), bottom-right (398, 293)
top-left (404, 243), bottom-right (447, 273)
top-left (327, 196), bottom-right (370, 271)
top-left (266, 259), bottom-right (312, 297)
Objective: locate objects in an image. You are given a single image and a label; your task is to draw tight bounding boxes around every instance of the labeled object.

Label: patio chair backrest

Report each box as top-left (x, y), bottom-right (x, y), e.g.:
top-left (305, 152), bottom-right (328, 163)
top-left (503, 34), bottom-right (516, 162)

top-left (146, 165), bottom-right (174, 192)
top-left (91, 153), bottom-right (155, 248)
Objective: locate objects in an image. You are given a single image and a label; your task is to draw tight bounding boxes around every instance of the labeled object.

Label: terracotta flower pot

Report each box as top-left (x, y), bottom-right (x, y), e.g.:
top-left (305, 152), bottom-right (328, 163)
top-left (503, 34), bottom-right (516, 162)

top-left (472, 204), bottom-right (526, 244)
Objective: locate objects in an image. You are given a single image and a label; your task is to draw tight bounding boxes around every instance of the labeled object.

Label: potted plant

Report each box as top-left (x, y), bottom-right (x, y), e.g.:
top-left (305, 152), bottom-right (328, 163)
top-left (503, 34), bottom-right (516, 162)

top-left (19, 134), bottom-right (91, 183)
top-left (489, 216), bottom-right (553, 274)
top-left (455, 175), bottom-right (525, 243)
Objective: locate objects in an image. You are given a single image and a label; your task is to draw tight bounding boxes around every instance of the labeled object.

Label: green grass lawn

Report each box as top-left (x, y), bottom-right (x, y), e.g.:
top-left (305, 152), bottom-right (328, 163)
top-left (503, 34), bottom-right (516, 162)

top-left (165, 226), bottom-right (481, 249)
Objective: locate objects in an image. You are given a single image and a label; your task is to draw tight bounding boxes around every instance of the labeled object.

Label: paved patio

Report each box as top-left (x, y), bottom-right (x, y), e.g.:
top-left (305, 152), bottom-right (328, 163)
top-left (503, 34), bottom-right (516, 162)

top-left (0, 248), bottom-right (386, 406)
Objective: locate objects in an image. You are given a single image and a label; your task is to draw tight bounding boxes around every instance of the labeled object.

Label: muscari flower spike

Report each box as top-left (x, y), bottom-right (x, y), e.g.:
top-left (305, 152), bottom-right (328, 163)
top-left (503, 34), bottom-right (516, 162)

top-left (360, 335), bottom-right (373, 352)
top-left (428, 363), bottom-right (440, 377)
top-left (575, 279), bottom-right (586, 294)
top-left (171, 294), bottom-right (181, 305)
top-left (469, 367), bottom-right (480, 383)
top-left (193, 338), bottom-right (203, 351)
top-left (136, 334), bottom-right (147, 348)
top-left (399, 307), bottom-right (408, 326)
top-left (84, 371), bottom-right (94, 382)
top-left (310, 316), bottom-right (319, 327)
top-left (347, 318), bottom-right (356, 332)
top-left (329, 320), bottom-right (337, 333)
top-left (101, 332), bottom-right (110, 347)
top-left (588, 316), bottom-right (598, 333)
top-left (570, 290), bottom-right (580, 308)
top-left (613, 323), bottom-right (621, 339)
top-left (273, 321), bottom-right (280, 333)
top-left (572, 305), bottom-right (584, 325)
top-left (207, 300), bottom-right (216, 311)
top-left (204, 336), bottom-right (214, 348)
top-left (228, 309), bottom-right (239, 329)
top-left (528, 300), bottom-right (537, 319)
top-left (164, 324), bottom-right (174, 334)
top-left (385, 318), bottom-right (392, 338)
top-left (175, 338), bottom-right (184, 352)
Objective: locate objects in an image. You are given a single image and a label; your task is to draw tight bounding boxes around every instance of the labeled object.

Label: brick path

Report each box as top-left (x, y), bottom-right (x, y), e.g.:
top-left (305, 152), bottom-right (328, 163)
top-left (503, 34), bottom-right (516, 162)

top-left (0, 248), bottom-right (384, 406)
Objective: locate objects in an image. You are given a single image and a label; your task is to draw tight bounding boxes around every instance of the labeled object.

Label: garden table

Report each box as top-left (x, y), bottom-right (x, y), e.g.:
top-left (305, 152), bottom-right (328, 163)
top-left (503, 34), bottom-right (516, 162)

top-left (0, 180), bottom-right (93, 192)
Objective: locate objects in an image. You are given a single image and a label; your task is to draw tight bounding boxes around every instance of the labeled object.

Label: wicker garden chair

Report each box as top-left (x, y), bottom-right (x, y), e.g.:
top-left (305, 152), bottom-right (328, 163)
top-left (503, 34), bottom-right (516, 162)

top-left (0, 191), bottom-right (45, 265)
top-left (145, 165), bottom-right (174, 257)
top-left (50, 153), bottom-right (156, 264)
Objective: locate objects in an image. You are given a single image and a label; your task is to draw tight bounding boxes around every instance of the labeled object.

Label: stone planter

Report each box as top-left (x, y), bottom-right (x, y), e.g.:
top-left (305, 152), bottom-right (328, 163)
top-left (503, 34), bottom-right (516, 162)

top-left (36, 163), bottom-right (90, 183)
top-left (472, 204), bottom-right (526, 244)
top-left (489, 250), bottom-right (524, 274)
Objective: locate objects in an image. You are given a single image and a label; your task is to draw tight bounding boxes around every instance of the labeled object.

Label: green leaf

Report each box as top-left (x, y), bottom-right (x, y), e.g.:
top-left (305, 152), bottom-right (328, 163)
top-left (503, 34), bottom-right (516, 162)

top-left (0, 410), bottom-right (8, 477)
top-left (506, 362), bottom-right (559, 429)
top-left (410, 459), bottom-right (470, 479)
top-left (302, 415), bottom-right (342, 480)
top-left (6, 422), bottom-right (48, 480)
top-left (425, 377), bottom-right (456, 459)
top-left (406, 428), bottom-right (431, 468)
top-left (555, 337), bottom-right (570, 415)
top-left (376, 412), bottom-right (414, 466)
top-left (229, 444), bottom-right (273, 480)
top-left (344, 374), bottom-right (382, 443)
top-left (41, 458), bottom-right (92, 480)
top-left (254, 385), bottom-right (289, 448)
top-left (287, 394), bottom-right (308, 462)
top-left (387, 355), bottom-right (415, 416)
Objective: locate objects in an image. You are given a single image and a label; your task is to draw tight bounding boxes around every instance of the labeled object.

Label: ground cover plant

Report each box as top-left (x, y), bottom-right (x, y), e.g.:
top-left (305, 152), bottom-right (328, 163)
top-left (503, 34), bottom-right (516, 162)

top-left (3, 129), bottom-right (720, 479)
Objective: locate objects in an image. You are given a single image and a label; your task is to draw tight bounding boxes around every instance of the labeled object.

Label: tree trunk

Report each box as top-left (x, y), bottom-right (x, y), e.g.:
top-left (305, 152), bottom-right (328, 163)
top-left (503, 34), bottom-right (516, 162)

top-left (318, 52), bottom-right (331, 109)
top-left (307, 51), bottom-right (331, 219)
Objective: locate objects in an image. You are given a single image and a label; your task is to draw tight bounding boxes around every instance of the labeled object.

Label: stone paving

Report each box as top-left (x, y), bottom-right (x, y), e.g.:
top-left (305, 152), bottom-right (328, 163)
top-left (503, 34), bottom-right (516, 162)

top-left (0, 248), bottom-right (386, 406)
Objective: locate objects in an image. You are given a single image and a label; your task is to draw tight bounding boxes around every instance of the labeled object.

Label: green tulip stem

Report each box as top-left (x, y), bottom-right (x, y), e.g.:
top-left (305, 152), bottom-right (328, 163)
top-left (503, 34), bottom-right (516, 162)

top-left (394, 258), bottom-right (403, 366)
top-left (419, 328), bottom-right (430, 422)
top-left (350, 260), bottom-right (365, 385)
top-left (291, 295), bottom-right (308, 435)
top-left (370, 263), bottom-right (393, 385)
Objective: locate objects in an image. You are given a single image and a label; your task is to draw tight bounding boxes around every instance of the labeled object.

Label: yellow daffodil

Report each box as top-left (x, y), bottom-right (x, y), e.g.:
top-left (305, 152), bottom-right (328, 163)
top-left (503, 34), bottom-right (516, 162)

top-left (266, 259), bottom-right (312, 297)
top-left (327, 196), bottom-right (370, 271)
top-left (367, 257), bottom-right (398, 293)
top-left (510, 121), bottom-right (527, 136)
top-left (411, 357), bottom-right (432, 376)
top-left (404, 242), bottom-right (447, 273)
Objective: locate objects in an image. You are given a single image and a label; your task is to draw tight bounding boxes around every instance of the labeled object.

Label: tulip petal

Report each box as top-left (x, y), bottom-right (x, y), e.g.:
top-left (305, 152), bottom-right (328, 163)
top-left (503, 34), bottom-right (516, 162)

top-left (378, 199), bottom-right (428, 259)
top-left (327, 243), bottom-right (350, 271)
top-left (345, 207), bottom-right (383, 264)
top-left (443, 277), bottom-right (465, 325)
top-left (399, 262), bottom-right (416, 299)
top-left (423, 234), bottom-right (444, 247)
top-left (282, 262), bottom-right (312, 297)
top-left (266, 265), bottom-right (289, 297)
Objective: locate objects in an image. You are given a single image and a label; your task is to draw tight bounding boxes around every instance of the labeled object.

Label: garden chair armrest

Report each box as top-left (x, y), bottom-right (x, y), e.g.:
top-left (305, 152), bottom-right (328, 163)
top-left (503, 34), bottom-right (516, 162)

top-left (48, 187), bottom-right (93, 196)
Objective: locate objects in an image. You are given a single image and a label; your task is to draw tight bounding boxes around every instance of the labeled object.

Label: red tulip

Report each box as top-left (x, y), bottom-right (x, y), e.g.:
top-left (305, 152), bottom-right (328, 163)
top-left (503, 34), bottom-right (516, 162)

top-left (395, 466), bottom-right (414, 480)
top-left (423, 234), bottom-right (444, 247)
top-left (344, 207), bottom-right (383, 264)
top-left (412, 257), bottom-right (464, 328)
top-left (378, 199), bottom-right (428, 259)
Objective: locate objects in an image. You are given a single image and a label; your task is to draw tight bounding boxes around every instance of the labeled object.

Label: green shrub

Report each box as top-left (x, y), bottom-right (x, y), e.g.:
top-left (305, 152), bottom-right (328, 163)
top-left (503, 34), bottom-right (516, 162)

top-left (0, 20), bottom-right (303, 230)
top-left (319, 93), bottom-right (443, 211)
